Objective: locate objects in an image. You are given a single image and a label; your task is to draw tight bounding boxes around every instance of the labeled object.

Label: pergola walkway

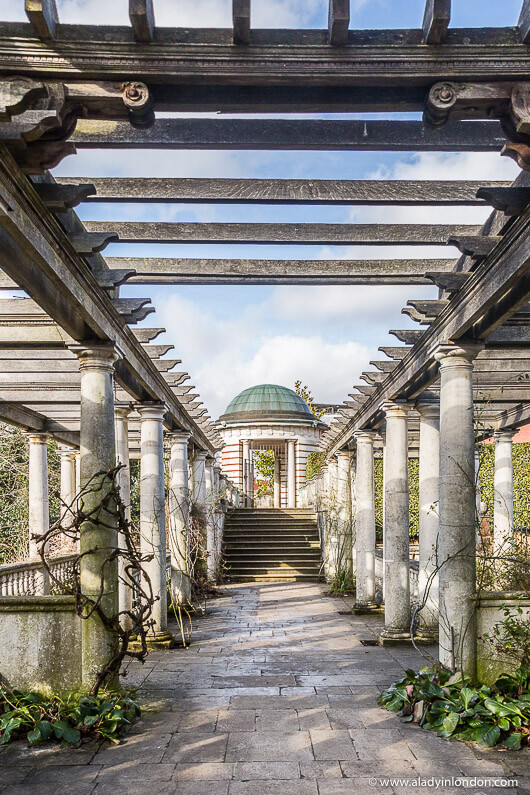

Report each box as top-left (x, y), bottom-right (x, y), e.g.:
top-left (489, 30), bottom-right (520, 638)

top-left (0, 583), bottom-right (526, 794)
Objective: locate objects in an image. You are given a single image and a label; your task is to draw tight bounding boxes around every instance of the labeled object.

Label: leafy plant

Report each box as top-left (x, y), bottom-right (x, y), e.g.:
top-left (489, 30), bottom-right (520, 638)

top-left (294, 380), bottom-right (326, 419)
top-left (380, 664), bottom-right (530, 750)
top-left (306, 451), bottom-right (326, 480)
top-left (0, 687), bottom-right (140, 746)
top-left (254, 450), bottom-right (275, 498)
top-left (482, 603), bottom-right (530, 669)
top-left (329, 570), bottom-right (356, 595)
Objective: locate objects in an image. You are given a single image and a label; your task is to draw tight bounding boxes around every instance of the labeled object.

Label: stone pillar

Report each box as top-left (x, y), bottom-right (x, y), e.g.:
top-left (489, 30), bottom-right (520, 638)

top-left (379, 401), bottom-right (412, 645)
top-left (325, 457), bottom-right (339, 580)
top-left (72, 343), bottom-right (121, 691)
top-left (114, 404), bottom-right (132, 627)
top-left (274, 454), bottom-right (281, 508)
top-left (353, 431), bottom-right (378, 611)
top-left (57, 444), bottom-right (77, 528)
top-left (168, 432), bottom-right (191, 604)
top-left (434, 343), bottom-right (483, 678)
top-left (493, 429), bottom-right (516, 554)
top-left (192, 450), bottom-right (207, 506)
top-left (213, 464), bottom-right (224, 576)
top-left (241, 439), bottom-right (250, 505)
top-left (416, 402), bottom-right (440, 639)
top-left (137, 402), bottom-right (172, 647)
top-left (27, 432), bottom-right (50, 595)
top-left (336, 450), bottom-right (353, 577)
top-left (287, 438), bottom-right (297, 508)
top-left (75, 451), bottom-right (81, 508)
top-left (205, 456), bottom-right (217, 581)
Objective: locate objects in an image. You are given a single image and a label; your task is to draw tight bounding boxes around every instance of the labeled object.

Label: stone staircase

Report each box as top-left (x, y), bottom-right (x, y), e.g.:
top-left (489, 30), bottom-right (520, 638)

top-left (223, 508), bottom-right (323, 581)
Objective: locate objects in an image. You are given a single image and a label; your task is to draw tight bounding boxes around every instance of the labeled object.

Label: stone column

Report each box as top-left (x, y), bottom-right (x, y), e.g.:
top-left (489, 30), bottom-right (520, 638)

top-left (353, 431), bottom-right (378, 611)
top-left (287, 439), bottom-right (297, 508)
top-left (336, 450), bottom-right (353, 578)
top-left (57, 444), bottom-right (77, 528)
top-left (416, 402), bottom-right (440, 639)
top-left (274, 454), bottom-right (281, 508)
top-left (114, 404), bottom-right (132, 626)
top-left (434, 343), bottom-right (483, 678)
top-left (168, 432), bottom-right (191, 604)
top-left (325, 457), bottom-right (339, 580)
top-left (27, 432), bottom-right (50, 595)
top-left (205, 456), bottom-right (217, 581)
top-left (72, 343), bottom-right (121, 691)
top-left (75, 451), bottom-right (81, 508)
top-left (493, 429), bottom-right (516, 554)
top-left (379, 401), bottom-right (412, 645)
top-left (241, 439), bottom-right (250, 505)
top-left (192, 450), bottom-right (207, 506)
top-left (137, 402), bottom-right (172, 647)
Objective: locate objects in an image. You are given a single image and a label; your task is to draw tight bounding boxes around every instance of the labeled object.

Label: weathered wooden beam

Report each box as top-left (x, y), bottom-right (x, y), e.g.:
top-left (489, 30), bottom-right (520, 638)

top-left (476, 186), bottom-right (530, 215)
top-left (60, 177), bottom-right (505, 205)
top-left (152, 359), bottom-right (181, 372)
top-left (24, 0), bottom-right (58, 40)
top-left (424, 271), bottom-right (470, 291)
top-left (403, 299), bottom-right (449, 324)
top-left (71, 232), bottom-right (118, 255)
top-left (94, 269), bottom-right (137, 289)
top-left (131, 328), bottom-right (165, 343)
top-left (103, 257), bottom-right (456, 285)
top-left (422, 0), bottom-right (450, 44)
top-left (129, 0), bottom-right (155, 43)
top-left (142, 344), bottom-right (174, 358)
top-left (370, 361), bottom-right (399, 372)
top-left (448, 236), bottom-right (501, 257)
top-left (87, 222), bottom-right (480, 246)
top-left (111, 297), bottom-right (154, 324)
top-left (233, 0), bottom-right (251, 44)
top-left (33, 182), bottom-right (96, 212)
top-left (70, 119), bottom-right (505, 152)
top-left (328, 0), bottom-right (349, 45)
top-left (389, 330), bottom-right (425, 344)
top-left (518, 0), bottom-right (530, 42)
top-left (379, 347), bottom-right (412, 360)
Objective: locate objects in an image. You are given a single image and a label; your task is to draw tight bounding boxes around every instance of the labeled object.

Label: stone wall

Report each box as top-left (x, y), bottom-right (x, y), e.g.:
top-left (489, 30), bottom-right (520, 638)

top-left (0, 595), bottom-right (81, 696)
top-left (475, 591), bottom-right (530, 684)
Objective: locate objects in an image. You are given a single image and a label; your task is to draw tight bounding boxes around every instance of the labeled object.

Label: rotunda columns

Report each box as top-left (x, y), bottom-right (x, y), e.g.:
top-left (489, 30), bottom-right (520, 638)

top-left (353, 431), bottom-right (378, 611)
top-left (287, 438), bottom-right (297, 508)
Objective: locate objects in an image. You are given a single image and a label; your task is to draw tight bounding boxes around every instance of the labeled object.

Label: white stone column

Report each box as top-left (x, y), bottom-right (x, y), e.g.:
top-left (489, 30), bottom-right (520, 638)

top-left (168, 431), bottom-right (191, 604)
top-left (213, 464), bottom-right (224, 576)
top-left (57, 444), bottom-right (77, 528)
top-left (434, 343), bottom-right (483, 678)
top-left (114, 404), bottom-right (132, 627)
top-left (287, 438), bottom-right (297, 508)
top-left (353, 431), bottom-right (378, 611)
top-left (72, 343), bottom-right (121, 690)
top-left (192, 450), bottom-right (207, 506)
top-left (205, 456), bottom-right (217, 581)
top-left (274, 454), bottom-right (281, 508)
top-left (379, 401), bottom-right (412, 645)
top-left (336, 450), bottom-right (353, 577)
top-left (493, 429), bottom-right (516, 554)
top-left (27, 432), bottom-right (50, 595)
top-left (325, 457), bottom-right (339, 580)
top-left (137, 402), bottom-right (172, 646)
top-left (416, 402), bottom-right (440, 639)
top-left (241, 439), bottom-right (250, 505)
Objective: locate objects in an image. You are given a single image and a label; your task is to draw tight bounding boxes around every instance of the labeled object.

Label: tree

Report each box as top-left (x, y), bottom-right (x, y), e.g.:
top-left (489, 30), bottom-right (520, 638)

top-left (254, 450), bottom-right (275, 497)
top-left (294, 380), bottom-right (326, 419)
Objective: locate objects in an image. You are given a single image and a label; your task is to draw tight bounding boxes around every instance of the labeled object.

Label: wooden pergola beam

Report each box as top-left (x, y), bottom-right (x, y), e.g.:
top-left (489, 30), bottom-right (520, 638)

top-left (233, 0), bottom-right (251, 44)
top-left (328, 0), bottom-right (350, 45)
top-left (70, 119), bottom-right (505, 152)
top-left (128, 0), bottom-right (155, 43)
top-left (24, 0), bottom-right (58, 40)
top-left (103, 257), bottom-right (456, 285)
top-left (86, 221), bottom-right (480, 245)
top-left (60, 178), bottom-right (506, 205)
top-left (518, 0), bottom-right (530, 42)
top-left (422, 0), bottom-right (451, 44)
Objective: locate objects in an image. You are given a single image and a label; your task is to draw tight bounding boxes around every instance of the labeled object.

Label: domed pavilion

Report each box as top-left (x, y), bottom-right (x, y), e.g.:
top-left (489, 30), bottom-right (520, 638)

top-left (216, 384), bottom-right (327, 507)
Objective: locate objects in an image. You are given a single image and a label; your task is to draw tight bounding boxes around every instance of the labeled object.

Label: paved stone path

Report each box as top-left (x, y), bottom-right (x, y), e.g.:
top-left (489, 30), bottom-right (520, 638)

top-left (1, 582), bottom-right (528, 793)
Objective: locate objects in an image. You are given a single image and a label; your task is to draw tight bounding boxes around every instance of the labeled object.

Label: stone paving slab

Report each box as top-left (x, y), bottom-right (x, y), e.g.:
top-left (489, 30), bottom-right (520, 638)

top-left (0, 582), bottom-right (528, 794)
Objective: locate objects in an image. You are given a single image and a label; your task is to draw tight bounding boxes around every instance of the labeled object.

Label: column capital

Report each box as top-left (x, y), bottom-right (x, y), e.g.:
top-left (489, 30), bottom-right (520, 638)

top-left (114, 401), bottom-right (133, 420)
top-left (24, 431), bottom-right (48, 444)
top-left (353, 429), bottom-right (377, 444)
top-left (136, 401), bottom-right (167, 421)
top-left (432, 341), bottom-right (484, 368)
top-left (193, 449), bottom-right (208, 462)
top-left (380, 400), bottom-right (413, 419)
top-left (68, 342), bottom-right (122, 371)
top-left (56, 443), bottom-right (77, 457)
top-left (415, 401), bottom-right (440, 419)
top-left (167, 430), bottom-right (191, 445)
top-left (494, 428), bottom-right (517, 442)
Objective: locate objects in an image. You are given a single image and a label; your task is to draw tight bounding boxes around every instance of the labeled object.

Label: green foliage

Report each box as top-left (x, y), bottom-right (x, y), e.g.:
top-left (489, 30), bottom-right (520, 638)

top-left (294, 380), bottom-right (325, 419)
top-left (254, 450), bottom-right (275, 497)
top-left (482, 603), bottom-right (530, 669)
top-left (0, 424), bottom-right (61, 563)
top-left (374, 459), bottom-right (419, 541)
top-left (306, 451), bottom-right (326, 480)
top-left (328, 570), bottom-right (356, 595)
top-left (380, 663), bottom-right (530, 750)
top-left (0, 687), bottom-right (140, 746)
top-left (478, 442), bottom-right (530, 532)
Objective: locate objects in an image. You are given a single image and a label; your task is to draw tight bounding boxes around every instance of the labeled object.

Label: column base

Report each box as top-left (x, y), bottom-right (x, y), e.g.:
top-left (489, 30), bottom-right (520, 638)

top-left (414, 628), bottom-right (438, 645)
top-left (129, 630), bottom-right (174, 651)
top-left (378, 628), bottom-right (412, 647)
top-left (352, 601), bottom-right (384, 616)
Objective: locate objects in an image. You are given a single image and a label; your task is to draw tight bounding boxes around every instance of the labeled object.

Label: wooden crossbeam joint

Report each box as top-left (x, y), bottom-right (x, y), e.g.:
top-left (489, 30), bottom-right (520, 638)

top-left (129, 0), bottom-right (155, 43)
top-left (448, 236), bottom-right (501, 257)
top-left (422, 0), bottom-right (450, 44)
top-left (233, 0), bottom-right (251, 45)
top-left (25, 0), bottom-right (58, 40)
top-left (476, 186), bottom-right (530, 215)
top-left (328, 0), bottom-right (350, 45)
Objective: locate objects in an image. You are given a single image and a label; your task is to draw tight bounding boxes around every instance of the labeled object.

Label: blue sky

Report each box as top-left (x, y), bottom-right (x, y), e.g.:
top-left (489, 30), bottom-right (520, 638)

top-left (3, 0), bottom-right (522, 417)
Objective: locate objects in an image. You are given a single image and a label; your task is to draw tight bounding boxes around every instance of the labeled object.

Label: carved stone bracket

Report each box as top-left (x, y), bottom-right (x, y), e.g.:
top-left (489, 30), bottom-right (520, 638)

top-left (424, 80), bottom-right (530, 170)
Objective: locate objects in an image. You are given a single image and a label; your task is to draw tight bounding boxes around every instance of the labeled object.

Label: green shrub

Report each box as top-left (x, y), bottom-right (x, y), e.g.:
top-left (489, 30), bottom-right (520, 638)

top-left (306, 451), bottom-right (326, 480)
top-left (478, 442), bottom-right (530, 532)
top-left (375, 459), bottom-right (419, 541)
top-left (0, 688), bottom-right (140, 746)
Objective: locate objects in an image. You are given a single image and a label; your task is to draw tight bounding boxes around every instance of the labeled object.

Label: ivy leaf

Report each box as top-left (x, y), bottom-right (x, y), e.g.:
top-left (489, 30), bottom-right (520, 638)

top-left (27, 727), bottom-right (41, 743)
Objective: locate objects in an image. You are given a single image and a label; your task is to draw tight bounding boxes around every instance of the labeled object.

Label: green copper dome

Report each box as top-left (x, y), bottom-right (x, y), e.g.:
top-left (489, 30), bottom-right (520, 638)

top-left (219, 384), bottom-right (315, 424)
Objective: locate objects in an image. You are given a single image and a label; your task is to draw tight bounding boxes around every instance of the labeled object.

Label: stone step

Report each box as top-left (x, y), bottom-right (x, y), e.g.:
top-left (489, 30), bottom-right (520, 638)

top-left (225, 520), bottom-right (318, 527)
top-left (229, 573), bottom-right (325, 582)
top-left (227, 567), bottom-right (322, 576)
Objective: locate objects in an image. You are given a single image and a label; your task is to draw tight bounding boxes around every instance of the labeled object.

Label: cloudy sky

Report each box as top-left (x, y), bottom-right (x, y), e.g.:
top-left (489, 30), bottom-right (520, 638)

top-left (3, 0), bottom-right (522, 417)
